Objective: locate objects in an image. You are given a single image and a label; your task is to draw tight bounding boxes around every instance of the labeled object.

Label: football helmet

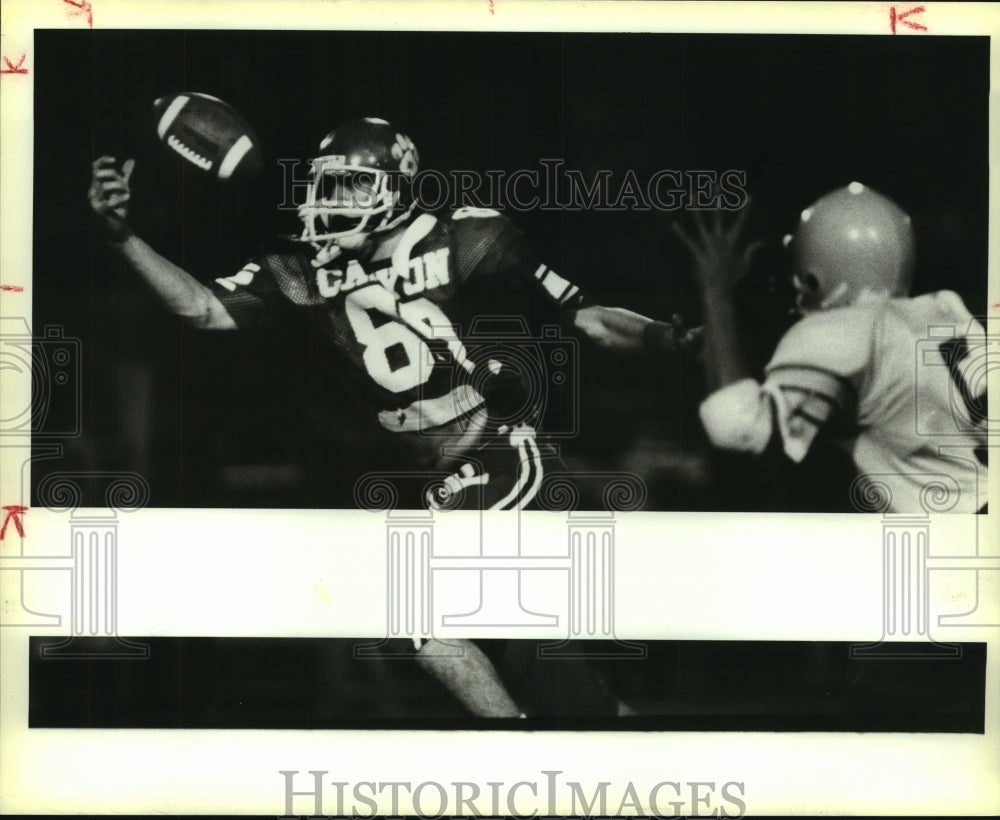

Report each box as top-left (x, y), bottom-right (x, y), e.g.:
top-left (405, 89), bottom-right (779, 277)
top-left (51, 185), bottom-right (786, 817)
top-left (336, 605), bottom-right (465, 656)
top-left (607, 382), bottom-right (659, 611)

top-left (783, 182), bottom-right (915, 312)
top-left (298, 117), bottom-right (419, 251)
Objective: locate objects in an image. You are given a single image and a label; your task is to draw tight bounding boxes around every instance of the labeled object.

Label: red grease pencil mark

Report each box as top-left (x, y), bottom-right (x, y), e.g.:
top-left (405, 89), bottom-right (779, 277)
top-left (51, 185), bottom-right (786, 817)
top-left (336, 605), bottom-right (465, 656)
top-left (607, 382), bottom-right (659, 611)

top-left (0, 55), bottom-right (28, 75)
top-left (890, 6), bottom-right (926, 34)
top-left (0, 285), bottom-right (25, 292)
top-left (0, 506), bottom-right (28, 540)
top-left (488, 0), bottom-right (495, 14)
top-left (63, 0), bottom-right (93, 27)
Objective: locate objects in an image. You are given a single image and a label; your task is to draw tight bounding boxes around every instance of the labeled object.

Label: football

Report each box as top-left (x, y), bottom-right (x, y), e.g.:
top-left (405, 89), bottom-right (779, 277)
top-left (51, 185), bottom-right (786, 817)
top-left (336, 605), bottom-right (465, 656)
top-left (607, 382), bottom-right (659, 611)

top-left (152, 92), bottom-right (262, 181)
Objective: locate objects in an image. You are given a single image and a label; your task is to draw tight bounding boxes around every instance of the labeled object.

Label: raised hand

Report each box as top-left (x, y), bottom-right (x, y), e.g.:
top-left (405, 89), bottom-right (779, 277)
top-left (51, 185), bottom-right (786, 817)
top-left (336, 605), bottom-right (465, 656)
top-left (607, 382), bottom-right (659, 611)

top-left (88, 156), bottom-right (136, 242)
top-left (672, 204), bottom-right (762, 298)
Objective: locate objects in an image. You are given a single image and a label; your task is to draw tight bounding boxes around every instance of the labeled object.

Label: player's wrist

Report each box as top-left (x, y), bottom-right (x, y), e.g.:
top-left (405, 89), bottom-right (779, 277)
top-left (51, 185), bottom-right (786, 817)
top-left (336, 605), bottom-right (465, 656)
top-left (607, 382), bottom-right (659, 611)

top-left (698, 280), bottom-right (733, 299)
top-left (100, 217), bottom-right (135, 246)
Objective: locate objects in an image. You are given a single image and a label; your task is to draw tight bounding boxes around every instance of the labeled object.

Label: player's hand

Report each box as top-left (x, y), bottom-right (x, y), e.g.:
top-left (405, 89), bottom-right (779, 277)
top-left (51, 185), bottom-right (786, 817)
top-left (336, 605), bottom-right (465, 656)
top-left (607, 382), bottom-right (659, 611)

top-left (672, 204), bottom-right (762, 298)
top-left (642, 313), bottom-right (703, 356)
top-left (88, 156), bottom-right (136, 243)
top-left (670, 312), bottom-right (704, 354)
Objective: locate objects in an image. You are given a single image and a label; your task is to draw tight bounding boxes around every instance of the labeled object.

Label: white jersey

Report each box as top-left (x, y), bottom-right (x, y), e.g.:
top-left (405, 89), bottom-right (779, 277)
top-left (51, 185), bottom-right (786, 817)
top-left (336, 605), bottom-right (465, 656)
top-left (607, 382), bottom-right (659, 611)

top-left (761, 291), bottom-right (988, 512)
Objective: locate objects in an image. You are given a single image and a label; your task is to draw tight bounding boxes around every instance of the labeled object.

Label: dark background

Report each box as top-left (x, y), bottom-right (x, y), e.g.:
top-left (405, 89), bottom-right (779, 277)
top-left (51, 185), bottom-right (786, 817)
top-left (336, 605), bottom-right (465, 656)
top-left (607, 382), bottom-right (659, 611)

top-left (30, 637), bottom-right (986, 731)
top-left (31, 31), bottom-right (989, 509)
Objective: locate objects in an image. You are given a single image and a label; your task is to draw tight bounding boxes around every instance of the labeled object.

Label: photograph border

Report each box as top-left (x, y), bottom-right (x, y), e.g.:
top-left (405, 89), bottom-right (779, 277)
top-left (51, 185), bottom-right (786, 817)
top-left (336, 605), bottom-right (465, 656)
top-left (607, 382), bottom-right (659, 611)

top-left (1, 1), bottom-right (998, 816)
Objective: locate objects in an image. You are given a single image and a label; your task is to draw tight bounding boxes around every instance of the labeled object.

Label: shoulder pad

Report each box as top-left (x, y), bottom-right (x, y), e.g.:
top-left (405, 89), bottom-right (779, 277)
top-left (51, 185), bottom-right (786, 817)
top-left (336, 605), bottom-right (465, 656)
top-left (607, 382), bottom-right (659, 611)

top-left (449, 208), bottom-right (517, 234)
top-left (903, 290), bottom-right (975, 328)
top-left (767, 304), bottom-right (879, 379)
top-left (451, 207), bottom-right (504, 221)
top-left (448, 209), bottom-right (527, 281)
top-left (448, 208), bottom-right (518, 243)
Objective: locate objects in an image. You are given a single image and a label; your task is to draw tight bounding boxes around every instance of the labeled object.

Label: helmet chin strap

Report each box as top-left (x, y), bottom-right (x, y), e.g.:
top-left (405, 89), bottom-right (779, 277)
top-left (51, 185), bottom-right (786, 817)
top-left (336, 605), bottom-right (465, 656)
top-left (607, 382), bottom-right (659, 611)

top-left (300, 191), bottom-right (418, 269)
top-left (818, 281), bottom-right (850, 310)
top-left (331, 230), bottom-right (372, 251)
top-left (311, 241), bottom-right (343, 267)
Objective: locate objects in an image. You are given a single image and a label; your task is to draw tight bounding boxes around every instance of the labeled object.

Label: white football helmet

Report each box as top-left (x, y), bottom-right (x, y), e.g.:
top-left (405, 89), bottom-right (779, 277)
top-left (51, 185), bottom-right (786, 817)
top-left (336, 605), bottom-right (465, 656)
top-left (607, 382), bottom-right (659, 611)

top-left (783, 182), bottom-right (915, 312)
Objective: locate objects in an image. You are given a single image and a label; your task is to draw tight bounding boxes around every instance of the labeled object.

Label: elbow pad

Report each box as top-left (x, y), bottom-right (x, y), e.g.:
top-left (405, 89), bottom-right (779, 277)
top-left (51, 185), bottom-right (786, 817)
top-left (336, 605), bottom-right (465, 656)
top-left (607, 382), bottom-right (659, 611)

top-left (698, 378), bottom-right (773, 454)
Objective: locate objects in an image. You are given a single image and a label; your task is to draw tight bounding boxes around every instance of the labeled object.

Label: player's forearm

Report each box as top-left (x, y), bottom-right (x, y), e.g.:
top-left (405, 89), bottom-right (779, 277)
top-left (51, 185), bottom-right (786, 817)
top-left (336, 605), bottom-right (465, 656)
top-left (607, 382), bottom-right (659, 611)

top-left (700, 286), bottom-right (751, 392)
top-left (415, 639), bottom-right (523, 718)
top-left (112, 234), bottom-right (235, 329)
top-left (573, 305), bottom-right (671, 353)
top-left (697, 288), bottom-right (773, 454)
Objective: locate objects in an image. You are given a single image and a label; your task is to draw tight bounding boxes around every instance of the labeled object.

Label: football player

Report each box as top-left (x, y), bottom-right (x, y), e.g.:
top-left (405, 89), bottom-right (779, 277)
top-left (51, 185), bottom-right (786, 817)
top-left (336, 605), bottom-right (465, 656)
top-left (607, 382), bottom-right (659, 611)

top-left (89, 117), bottom-right (683, 717)
top-left (90, 117), bottom-right (694, 511)
top-left (674, 183), bottom-right (988, 513)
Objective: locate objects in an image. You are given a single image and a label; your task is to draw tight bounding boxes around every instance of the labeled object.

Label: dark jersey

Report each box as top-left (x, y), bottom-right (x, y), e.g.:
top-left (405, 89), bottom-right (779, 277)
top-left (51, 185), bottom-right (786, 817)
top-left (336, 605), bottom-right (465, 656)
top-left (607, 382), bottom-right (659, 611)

top-left (212, 208), bottom-right (585, 436)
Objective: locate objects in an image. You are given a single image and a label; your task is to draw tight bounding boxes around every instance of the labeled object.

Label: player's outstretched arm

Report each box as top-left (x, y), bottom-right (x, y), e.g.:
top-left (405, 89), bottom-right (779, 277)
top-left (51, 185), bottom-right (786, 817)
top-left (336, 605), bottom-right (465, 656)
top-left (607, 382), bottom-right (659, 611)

top-left (672, 206), bottom-right (760, 392)
top-left (88, 156), bottom-right (237, 330)
top-left (673, 206), bottom-right (786, 456)
top-left (415, 639), bottom-right (524, 718)
top-left (571, 305), bottom-right (701, 355)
